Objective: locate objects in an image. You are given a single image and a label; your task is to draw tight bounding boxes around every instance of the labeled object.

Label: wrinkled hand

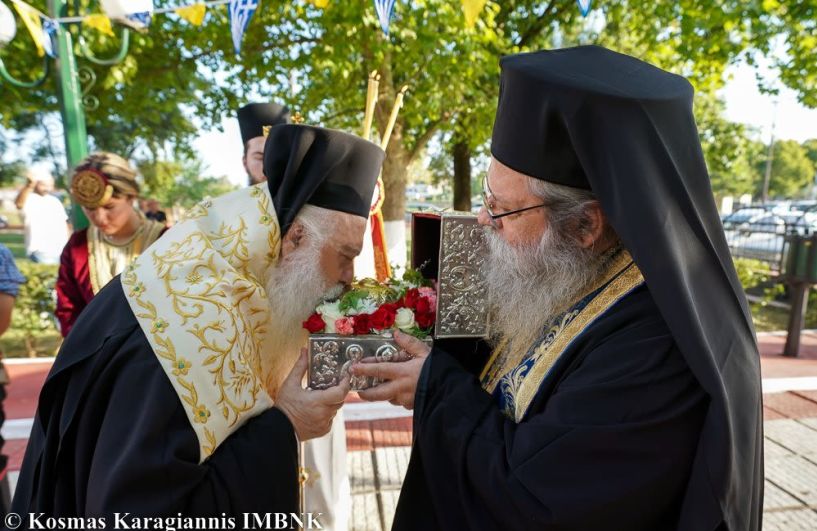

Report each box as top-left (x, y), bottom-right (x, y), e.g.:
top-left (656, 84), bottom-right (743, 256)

top-left (352, 330), bottom-right (432, 409)
top-left (275, 349), bottom-right (350, 441)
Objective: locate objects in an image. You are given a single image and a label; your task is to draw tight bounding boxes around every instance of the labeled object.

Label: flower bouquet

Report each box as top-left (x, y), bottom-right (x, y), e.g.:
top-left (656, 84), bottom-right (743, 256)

top-left (305, 269), bottom-right (436, 390)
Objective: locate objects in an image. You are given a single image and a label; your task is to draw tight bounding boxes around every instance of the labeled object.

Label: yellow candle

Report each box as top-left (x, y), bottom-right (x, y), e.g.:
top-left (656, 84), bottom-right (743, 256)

top-left (381, 85), bottom-right (408, 150)
top-left (362, 71), bottom-right (380, 140)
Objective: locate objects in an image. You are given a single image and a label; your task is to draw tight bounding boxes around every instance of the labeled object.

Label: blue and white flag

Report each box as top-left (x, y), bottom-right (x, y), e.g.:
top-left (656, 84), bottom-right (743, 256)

top-left (100, 0), bottom-right (154, 31)
top-left (576, 0), bottom-right (592, 17)
top-left (373, 0), bottom-right (396, 36)
top-left (229, 0), bottom-right (258, 55)
top-left (125, 11), bottom-right (152, 30)
top-left (42, 17), bottom-right (57, 58)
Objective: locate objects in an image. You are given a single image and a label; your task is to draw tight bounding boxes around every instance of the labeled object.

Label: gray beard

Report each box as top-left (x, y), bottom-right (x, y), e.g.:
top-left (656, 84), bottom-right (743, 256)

top-left (262, 244), bottom-right (344, 398)
top-left (483, 226), bottom-right (607, 358)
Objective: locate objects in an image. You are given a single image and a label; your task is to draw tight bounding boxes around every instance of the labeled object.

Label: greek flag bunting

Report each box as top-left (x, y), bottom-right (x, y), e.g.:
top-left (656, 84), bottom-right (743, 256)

top-left (373, 0), bottom-right (396, 36)
top-left (577, 0), bottom-right (592, 17)
top-left (229, 0), bottom-right (258, 55)
top-left (42, 17), bottom-right (57, 58)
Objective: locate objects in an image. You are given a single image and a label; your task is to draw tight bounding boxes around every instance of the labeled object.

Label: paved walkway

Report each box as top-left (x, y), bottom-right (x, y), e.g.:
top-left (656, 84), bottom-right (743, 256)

top-left (3, 332), bottom-right (817, 530)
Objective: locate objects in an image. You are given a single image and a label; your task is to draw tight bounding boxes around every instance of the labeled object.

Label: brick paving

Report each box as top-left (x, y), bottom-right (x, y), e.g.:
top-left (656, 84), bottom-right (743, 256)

top-left (4, 331), bottom-right (817, 529)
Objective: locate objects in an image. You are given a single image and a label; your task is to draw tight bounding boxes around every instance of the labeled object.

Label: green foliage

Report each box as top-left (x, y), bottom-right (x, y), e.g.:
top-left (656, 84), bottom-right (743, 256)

top-left (137, 156), bottom-right (237, 209)
top-left (694, 94), bottom-right (763, 198)
top-left (0, 131), bottom-right (25, 186)
top-left (1, 0), bottom-right (243, 167)
top-left (803, 138), bottom-right (817, 176)
top-left (3, 0), bottom-right (817, 215)
top-left (338, 289), bottom-right (371, 314)
top-left (11, 262), bottom-right (59, 356)
top-left (733, 257), bottom-right (784, 300)
top-left (401, 267), bottom-right (432, 288)
top-left (760, 140), bottom-right (816, 199)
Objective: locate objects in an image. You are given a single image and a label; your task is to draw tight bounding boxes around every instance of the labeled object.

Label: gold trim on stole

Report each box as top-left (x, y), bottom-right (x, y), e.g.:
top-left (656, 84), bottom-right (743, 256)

top-left (480, 250), bottom-right (636, 389)
top-left (122, 184), bottom-right (281, 462)
top-left (511, 262), bottom-right (645, 422)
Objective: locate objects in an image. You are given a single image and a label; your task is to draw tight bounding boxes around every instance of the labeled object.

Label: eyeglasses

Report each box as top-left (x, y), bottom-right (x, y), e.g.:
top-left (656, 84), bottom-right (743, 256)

top-left (481, 175), bottom-right (548, 228)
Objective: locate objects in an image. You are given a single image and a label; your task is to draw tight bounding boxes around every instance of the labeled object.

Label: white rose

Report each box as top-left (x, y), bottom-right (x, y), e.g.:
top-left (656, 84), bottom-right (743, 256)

top-left (317, 300), bottom-right (343, 321)
top-left (394, 308), bottom-right (416, 331)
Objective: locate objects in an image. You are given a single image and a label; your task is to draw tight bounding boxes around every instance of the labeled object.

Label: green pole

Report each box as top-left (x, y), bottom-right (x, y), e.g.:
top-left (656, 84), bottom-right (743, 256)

top-left (50, 0), bottom-right (88, 229)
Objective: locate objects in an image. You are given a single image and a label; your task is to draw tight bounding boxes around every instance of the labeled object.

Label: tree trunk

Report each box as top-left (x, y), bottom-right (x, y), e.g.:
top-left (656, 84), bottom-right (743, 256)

top-left (381, 124), bottom-right (410, 222)
top-left (453, 141), bottom-right (472, 212)
top-left (25, 335), bottom-right (36, 358)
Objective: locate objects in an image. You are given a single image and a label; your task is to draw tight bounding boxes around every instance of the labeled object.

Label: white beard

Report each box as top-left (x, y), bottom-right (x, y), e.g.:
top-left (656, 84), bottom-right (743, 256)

top-left (483, 226), bottom-right (606, 358)
top-left (262, 244), bottom-right (344, 398)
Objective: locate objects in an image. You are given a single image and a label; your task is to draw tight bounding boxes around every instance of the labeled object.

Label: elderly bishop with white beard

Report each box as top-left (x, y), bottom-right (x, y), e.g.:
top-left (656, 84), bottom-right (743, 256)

top-left (354, 46), bottom-right (763, 531)
top-left (11, 124), bottom-right (385, 519)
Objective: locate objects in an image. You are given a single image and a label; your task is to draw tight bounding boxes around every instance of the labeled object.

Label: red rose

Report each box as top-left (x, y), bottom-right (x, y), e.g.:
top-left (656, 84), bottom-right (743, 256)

top-left (416, 309), bottom-right (436, 329)
top-left (353, 314), bottom-right (372, 335)
top-left (403, 288), bottom-right (421, 310)
top-left (415, 297), bottom-right (432, 315)
top-left (371, 304), bottom-right (397, 330)
top-left (302, 313), bottom-right (326, 333)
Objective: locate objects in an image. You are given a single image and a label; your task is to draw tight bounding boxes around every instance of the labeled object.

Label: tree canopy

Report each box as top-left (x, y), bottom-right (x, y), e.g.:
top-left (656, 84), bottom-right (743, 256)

top-left (2, 0), bottom-right (816, 211)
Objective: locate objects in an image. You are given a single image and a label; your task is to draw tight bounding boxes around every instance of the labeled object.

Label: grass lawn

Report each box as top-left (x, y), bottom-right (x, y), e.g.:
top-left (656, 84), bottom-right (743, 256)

top-left (751, 304), bottom-right (792, 332)
top-left (0, 231), bottom-right (27, 260)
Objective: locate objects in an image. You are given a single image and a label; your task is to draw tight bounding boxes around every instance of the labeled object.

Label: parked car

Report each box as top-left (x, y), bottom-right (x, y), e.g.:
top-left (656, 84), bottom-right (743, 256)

top-left (723, 211), bottom-right (786, 267)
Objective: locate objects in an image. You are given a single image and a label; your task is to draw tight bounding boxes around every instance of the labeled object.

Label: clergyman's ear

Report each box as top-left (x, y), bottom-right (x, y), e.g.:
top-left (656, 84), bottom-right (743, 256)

top-left (281, 221), bottom-right (305, 258)
top-left (579, 202), bottom-right (607, 249)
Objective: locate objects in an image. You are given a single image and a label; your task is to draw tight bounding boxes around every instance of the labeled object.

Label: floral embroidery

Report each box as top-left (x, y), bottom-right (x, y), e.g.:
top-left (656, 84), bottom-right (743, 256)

top-left (172, 358), bottom-right (192, 377)
top-left (122, 185), bottom-right (282, 462)
top-left (193, 405), bottom-right (211, 423)
top-left (129, 282), bottom-right (145, 297)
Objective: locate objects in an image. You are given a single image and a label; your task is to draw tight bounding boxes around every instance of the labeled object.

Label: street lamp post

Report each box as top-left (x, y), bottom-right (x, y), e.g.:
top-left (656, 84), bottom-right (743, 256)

top-left (51, 0), bottom-right (88, 172)
top-left (0, 0), bottom-right (130, 227)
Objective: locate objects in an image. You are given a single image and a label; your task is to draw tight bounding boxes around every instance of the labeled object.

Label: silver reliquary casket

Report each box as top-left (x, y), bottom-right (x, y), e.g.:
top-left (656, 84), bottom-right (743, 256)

top-left (308, 212), bottom-right (488, 390)
top-left (411, 212), bottom-right (488, 338)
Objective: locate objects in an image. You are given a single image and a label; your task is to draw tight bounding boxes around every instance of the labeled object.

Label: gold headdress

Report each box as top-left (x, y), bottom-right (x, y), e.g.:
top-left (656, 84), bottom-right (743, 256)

top-left (71, 169), bottom-right (114, 209)
top-left (71, 152), bottom-right (140, 208)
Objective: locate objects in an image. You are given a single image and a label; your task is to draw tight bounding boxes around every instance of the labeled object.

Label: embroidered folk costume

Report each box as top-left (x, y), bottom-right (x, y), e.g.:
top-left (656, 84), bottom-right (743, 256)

top-left (12, 125), bottom-right (385, 517)
top-left (393, 46), bottom-right (762, 531)
top-left (56, 153), bottom-right (165, 337)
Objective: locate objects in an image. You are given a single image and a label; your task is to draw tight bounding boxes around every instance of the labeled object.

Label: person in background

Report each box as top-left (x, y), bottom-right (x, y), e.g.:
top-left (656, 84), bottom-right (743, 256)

top-left (0, 242), bottom-right (25, 512)
top-left (14, 169), bottom-right (70, 265)
top-left (238, 102), bottom-right (290, 185)
top-left (56, 152), bottom-right (166, 337)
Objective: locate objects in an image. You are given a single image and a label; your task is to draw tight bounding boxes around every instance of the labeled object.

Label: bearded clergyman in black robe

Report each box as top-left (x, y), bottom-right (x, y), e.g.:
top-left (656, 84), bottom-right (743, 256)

top-left (10, 124), bottom-right (385, 521)
top-left (353, 46), bottom-right (763, 530)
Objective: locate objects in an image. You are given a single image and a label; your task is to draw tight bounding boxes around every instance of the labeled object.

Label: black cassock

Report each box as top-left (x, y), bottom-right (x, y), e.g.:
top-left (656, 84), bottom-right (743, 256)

top-left (11, 277), bottom-right (299, 517)
top-left (394, 284), bottom-right (710, 531)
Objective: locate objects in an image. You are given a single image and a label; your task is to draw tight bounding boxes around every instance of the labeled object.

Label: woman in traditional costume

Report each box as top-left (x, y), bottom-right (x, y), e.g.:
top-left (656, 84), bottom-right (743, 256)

top-left (56, 152), bottom-right (166, 337)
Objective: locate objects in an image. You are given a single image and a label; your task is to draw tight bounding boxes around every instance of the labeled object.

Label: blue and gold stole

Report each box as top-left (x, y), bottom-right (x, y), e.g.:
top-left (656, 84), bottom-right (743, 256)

top-left (480, 249), bottom-right (645, 423)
